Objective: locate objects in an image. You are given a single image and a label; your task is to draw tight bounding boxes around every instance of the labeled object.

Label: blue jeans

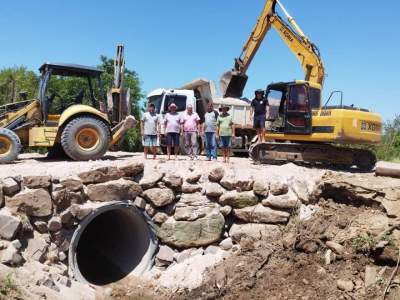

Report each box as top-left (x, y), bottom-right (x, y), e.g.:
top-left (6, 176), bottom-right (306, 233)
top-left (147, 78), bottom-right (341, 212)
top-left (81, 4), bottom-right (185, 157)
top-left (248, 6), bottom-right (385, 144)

top-left (204, 132), bottom-right (217, 159)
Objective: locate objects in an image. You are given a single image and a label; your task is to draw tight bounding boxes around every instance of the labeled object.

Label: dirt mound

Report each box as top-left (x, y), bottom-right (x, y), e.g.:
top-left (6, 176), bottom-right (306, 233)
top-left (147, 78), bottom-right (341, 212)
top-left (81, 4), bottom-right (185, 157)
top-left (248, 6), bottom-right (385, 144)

top-left (172, 199), bottom-right (399, 300)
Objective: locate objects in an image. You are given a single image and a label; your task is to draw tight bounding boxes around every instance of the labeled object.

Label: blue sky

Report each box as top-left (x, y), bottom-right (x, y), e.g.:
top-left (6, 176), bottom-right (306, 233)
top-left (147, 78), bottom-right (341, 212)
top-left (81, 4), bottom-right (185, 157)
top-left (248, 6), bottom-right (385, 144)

top-left (0, 0), bottom-right (398, 121)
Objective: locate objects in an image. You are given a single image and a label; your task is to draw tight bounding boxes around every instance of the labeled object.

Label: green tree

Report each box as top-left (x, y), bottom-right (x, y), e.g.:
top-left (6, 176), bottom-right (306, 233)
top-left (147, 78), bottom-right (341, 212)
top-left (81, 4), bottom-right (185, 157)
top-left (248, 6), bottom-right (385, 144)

top-left (0, 66), bottom-right (39, 105)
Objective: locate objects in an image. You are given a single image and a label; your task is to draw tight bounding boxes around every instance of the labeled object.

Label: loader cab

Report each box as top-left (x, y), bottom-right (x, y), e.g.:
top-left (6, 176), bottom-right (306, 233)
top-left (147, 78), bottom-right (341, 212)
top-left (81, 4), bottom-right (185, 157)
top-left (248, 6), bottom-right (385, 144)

top-left (266, 81), bottom-right (321, 135)
top-left (38, 63), bottom-right (106, 123)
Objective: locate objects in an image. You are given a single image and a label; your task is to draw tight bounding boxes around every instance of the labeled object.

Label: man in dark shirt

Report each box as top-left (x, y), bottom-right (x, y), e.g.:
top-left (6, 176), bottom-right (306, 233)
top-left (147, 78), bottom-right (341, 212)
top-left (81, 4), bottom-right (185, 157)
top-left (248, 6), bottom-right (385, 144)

top-left (251, 89), bottom-right (268, 142)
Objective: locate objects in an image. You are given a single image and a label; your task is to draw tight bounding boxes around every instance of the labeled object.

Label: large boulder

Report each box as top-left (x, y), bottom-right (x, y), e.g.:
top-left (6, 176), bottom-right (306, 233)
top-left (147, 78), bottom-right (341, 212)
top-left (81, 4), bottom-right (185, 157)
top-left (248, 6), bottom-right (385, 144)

top-left (229, 223), bottom-right (282, 243)
top-left (78, 166), bottom-right (124, 184)
top-left (253, 178), bottom-right (270, 197)
top-left (163, 174), bottom-right (183, 191)
top-left (142, 188), bottom-right (175, 207)
top-left (23, 176), bottom-right (52, 189)
top-left (219, 191), bottom-right (259, 208)
top-left (262, 192), bottom-right (300, 210)
top-left (119, 162), bottom-right (144, 177)
top-left (234, 204), bottom-right (290, 224)
top-left (139, 172), bottom-right (165, 190)
top-left (208, 167), bottom-right (225, 183)
top-left (204, 183), bottom-right (225, 198)
top-left (174, 194), bottom-right (217, 221)
top-left (5, 188), bottom-right (52, 217)
top-left (220, 176), bottom-right (254, 191)
top-left (0, 208), bottom-right (21, 240)
top-left (156, 213), bottom-right (225, 248)
top-left (288, 177), bottom-right (311, 204)
top-left (1, 177), bottom-right (20, 196)
top-left (86, 178), bottom-right (142, 202)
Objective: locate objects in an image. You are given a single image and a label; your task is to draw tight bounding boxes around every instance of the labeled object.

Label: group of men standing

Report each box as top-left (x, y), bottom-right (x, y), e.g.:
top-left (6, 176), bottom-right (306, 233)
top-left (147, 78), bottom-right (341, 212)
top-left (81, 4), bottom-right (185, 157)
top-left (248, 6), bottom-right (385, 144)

top-left (140, 89), bottom-right (268, 162)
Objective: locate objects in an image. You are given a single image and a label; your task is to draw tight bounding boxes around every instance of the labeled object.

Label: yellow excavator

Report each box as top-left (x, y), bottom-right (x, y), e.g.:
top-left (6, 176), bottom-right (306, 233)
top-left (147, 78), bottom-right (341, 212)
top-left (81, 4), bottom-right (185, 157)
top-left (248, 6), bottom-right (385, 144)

top-left (0, 44), bottom-right (135, 163)
top-left (221, 0), bottom-right (382, 170)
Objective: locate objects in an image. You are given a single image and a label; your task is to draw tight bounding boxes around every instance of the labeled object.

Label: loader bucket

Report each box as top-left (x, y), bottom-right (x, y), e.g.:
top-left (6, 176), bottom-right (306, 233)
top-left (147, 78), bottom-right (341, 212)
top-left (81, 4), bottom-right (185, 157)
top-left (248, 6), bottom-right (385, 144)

top-left (220, 70), bottom-right (248, 98)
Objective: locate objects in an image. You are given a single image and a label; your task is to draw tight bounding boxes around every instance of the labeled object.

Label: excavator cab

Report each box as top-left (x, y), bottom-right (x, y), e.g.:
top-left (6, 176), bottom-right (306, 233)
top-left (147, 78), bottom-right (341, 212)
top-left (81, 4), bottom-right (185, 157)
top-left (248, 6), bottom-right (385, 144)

top-left (266, 81), bottom-right (321, 135)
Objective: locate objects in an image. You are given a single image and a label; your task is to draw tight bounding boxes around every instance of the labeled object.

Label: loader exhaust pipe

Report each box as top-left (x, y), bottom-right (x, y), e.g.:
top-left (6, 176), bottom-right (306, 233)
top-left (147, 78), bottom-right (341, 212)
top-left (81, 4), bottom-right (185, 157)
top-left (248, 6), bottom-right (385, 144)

top-left (69, 202), bottom-right (157, 286)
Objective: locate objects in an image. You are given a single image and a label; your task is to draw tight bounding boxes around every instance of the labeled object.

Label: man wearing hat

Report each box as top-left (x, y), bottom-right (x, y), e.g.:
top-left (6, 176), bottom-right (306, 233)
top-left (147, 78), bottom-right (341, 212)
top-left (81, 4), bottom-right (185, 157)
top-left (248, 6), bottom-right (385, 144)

top-left (217, 105), bottom-right (235, 163)
top-left (164, 103), bottom-right (182, 160)
top-left (251, 89), bottom-right (269, 142)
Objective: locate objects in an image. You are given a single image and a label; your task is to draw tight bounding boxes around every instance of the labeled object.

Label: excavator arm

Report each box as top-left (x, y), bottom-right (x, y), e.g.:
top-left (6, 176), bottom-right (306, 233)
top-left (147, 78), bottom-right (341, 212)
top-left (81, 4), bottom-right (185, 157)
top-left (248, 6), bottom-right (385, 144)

top-left (221, 0), bottom-right (325, 98)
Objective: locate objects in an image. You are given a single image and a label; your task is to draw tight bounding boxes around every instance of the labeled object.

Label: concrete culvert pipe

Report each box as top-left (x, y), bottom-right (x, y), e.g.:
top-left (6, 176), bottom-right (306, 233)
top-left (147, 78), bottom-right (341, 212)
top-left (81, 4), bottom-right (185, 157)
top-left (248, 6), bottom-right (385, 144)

top-left (69, 202), bottom-right (158, 286)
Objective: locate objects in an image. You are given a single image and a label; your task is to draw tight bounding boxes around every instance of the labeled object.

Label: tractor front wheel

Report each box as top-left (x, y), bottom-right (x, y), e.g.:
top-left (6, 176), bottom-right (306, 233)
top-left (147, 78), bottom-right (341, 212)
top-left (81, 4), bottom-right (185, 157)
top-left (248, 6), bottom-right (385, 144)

top-left (61, 116), bottom-right (111, 161)
top-left (0, 128), bottom-right (22, 164)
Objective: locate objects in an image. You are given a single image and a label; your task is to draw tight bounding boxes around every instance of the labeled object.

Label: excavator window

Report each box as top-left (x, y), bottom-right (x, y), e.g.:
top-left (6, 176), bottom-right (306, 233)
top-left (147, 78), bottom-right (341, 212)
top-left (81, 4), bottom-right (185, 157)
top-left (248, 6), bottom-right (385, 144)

top-left (288, 85), bottom-right (309, 112)
top-left (309, 88), bottom-right (321, 109)
top-left (164, 95), bottom-right (186, 113)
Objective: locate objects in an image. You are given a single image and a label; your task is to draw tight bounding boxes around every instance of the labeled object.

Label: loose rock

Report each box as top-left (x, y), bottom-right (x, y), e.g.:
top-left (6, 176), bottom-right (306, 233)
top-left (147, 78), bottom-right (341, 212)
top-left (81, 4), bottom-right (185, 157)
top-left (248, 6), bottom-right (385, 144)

top-left (78, 166), bottom-right (124, 184)
top-left (229, 224), bottom-right (281, 243)
top-left (23, 176), bottom-right (52, 189)
top-left (70, 204), bottom-right (93, 220)
top-left (219, 237), bottom-right (233, 250)
top-left (163, 174), bottom-right (183, 191)
top-left (6, 188), bottom-right (52, 217)
top-left (253, 179), bottom-right (270, 197)
top-left (220, 176), bottom-right (254, 191)
top-left (87, 178), bottom-right (142, 202)
top-left (337, 279), bottom-right (354, 292)
top-left (139, 172), bottom-right (165, 190)
top-left (119, 162), bottom-right (144, 177)
top-left (143, 188), bottom-right (175, 207)
top-left (219, 191), bottom-right (259, 209)
top-left (269, 179), bottom-right (289, 196)
top-left (234, 204), bottom-right (290, 224)
top-left (186, 172), bottom-right (202, 184)
top-left (153, 212), bottom-right (169, 224)
top-left (1, 245), bottom-right (22, 266)
top-left (59, 177), bottom-right (83, 192)
top-left (48, 216), bottom-right (62, 232)
top-left (0, 209), bottom-right (21, 240)
top-left (326, 241), bottom-right (345, 255)
top-left (133, 196), bottom-right (146, 209)
top-left (181, 182), bottom-right (202, 194)
top-left (262, 192), bottom-right (300, 210)
top-left (34, 221), bottom-right (48, 234)
top-left (220, 205), bottom-right (232, 217)
top-left (2, 177), bottom-right (20, 196)
top-left (204, 183), bottom-right (225, 198)
top-left (208, 167), bottom-right (225, 183)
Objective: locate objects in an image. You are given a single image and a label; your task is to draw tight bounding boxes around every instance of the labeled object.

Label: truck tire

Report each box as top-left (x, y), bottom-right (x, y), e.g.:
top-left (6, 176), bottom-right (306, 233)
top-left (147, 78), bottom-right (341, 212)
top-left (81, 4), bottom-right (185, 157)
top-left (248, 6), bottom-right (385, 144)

top-left (0, 128), bottom-right (22, 164)
top-left (61, 116), bottom-right (111, 161)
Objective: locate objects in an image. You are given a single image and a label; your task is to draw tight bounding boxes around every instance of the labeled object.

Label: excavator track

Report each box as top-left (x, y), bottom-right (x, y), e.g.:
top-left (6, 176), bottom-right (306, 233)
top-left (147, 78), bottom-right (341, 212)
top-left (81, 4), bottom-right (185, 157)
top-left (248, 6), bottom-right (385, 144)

top-left (249, 142), bottom-right (377, 171)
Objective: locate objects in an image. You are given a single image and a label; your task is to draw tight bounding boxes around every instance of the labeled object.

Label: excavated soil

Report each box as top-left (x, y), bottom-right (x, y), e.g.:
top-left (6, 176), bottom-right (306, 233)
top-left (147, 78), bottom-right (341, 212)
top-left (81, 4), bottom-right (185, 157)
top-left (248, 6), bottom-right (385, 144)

top-left (171, 199), bottom-right (399, 300)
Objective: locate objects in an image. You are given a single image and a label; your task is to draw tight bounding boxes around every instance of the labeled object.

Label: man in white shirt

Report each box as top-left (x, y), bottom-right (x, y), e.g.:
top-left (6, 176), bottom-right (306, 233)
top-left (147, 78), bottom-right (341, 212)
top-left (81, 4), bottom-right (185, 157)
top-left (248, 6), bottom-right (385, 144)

top-left (181, 104), bottom-right (201, 160)
top-left (140, 103), bottom-right (161, 159)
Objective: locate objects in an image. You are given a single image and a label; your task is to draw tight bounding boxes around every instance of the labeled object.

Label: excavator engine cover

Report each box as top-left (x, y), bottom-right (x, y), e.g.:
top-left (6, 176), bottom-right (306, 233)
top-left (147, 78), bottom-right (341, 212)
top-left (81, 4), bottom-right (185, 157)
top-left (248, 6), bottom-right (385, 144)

top-left (220, 71), bottom-right (248, 98)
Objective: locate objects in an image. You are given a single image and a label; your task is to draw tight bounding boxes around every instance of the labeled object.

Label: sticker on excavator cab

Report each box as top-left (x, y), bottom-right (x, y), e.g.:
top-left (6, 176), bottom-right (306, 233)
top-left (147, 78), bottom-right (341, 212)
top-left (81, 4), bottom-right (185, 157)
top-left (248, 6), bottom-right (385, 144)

top-left (319, 110), bottom-right (332, 117)
top-left (361, 121), bottom-right (381, 132)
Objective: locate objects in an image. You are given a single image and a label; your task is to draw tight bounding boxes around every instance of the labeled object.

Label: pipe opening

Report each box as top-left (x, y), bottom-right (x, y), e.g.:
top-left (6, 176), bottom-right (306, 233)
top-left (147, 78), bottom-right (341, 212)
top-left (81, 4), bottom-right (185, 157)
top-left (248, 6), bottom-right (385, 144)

top-left (69, 203), bottom-right (157, 286)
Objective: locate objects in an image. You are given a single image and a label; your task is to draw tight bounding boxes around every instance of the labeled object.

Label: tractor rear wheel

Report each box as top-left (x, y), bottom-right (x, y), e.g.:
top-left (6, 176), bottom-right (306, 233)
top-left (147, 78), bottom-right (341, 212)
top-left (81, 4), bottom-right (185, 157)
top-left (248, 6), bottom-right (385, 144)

top-left (0, 128), bottom-right (22, 164)
top-left (61, 116), bottom-right (111, 161)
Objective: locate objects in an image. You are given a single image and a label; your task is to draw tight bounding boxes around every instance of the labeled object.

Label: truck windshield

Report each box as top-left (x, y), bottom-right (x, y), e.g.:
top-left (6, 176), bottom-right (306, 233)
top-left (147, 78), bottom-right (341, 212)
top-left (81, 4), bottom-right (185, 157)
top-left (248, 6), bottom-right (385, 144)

top-left (164, 95), bottom-right (187, 112)
top-left (148, 95), bottom-right (163, 113)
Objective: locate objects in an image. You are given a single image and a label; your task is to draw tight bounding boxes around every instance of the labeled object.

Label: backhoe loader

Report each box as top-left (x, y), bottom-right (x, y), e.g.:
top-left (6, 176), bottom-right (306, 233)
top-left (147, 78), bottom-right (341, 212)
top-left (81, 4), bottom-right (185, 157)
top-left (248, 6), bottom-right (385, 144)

top-left (0, 44), bottom-right (135, 163)
top-left (221, 0), bottom-right (382, 170)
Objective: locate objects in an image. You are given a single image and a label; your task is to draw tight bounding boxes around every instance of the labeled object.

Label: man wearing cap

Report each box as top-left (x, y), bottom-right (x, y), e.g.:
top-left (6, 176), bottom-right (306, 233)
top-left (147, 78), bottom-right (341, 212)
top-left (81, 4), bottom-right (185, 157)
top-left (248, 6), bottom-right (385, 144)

top-left (181, 104), bottom-right (201, 160)
top-left (251, 89), bottom-right (269, 142)
top-left (164, 103), bottom-right (181, 160)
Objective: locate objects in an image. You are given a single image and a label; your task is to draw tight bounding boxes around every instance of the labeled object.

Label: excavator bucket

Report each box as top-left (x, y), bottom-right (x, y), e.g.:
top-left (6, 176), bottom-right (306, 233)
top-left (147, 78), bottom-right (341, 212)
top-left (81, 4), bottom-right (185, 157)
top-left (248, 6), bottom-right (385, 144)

top-left (220, 70), bottom-right (248, 98)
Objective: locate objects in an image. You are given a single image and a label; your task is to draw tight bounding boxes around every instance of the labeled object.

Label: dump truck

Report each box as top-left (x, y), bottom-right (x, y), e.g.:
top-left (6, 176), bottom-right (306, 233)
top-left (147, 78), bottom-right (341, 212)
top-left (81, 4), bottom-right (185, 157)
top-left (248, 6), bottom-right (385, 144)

top-left (0, 45), bottom-right (135, 163)
top-left (146, 79), bottom-right (266, 154)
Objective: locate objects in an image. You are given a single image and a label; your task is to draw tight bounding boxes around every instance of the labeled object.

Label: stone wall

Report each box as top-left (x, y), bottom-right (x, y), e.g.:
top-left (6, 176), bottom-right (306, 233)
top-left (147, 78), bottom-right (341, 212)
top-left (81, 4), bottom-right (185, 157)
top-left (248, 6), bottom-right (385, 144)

top-left (0, 161), bottom-right (313, 290)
